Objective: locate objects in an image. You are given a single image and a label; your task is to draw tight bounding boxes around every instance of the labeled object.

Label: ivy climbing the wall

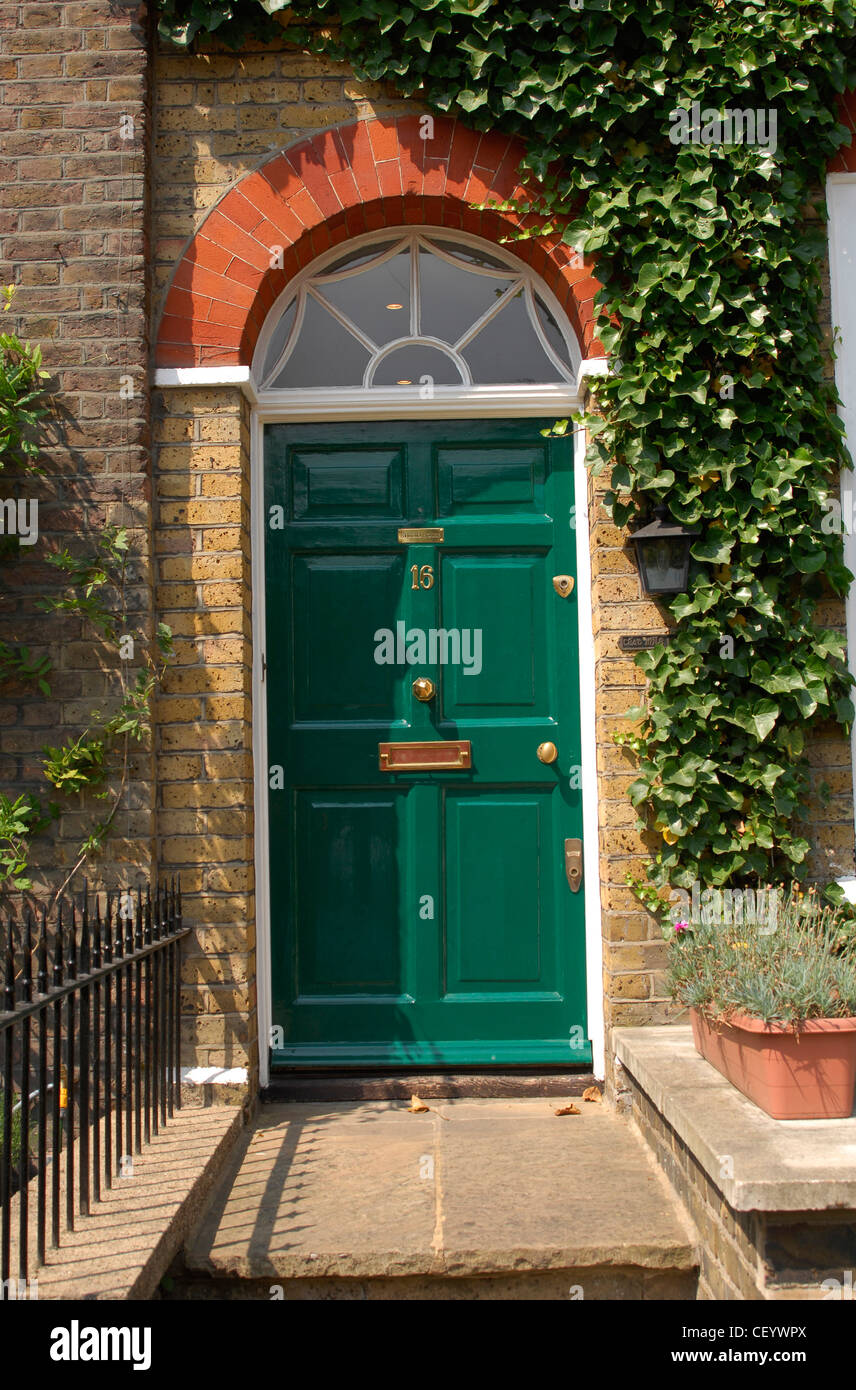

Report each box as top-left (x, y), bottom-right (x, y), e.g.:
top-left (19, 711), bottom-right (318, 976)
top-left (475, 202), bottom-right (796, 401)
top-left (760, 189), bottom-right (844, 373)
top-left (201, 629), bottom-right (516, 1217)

top-left (0, 291), bottom-right (173, 895)
top-left (157, 0), bottom-right (856, 904)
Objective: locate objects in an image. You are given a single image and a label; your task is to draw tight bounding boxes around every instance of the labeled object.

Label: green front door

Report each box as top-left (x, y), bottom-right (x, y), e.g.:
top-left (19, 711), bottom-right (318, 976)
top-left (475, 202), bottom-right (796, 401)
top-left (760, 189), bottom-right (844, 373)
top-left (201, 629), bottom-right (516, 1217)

top-left (264, 419), bottom-right (590, 1067)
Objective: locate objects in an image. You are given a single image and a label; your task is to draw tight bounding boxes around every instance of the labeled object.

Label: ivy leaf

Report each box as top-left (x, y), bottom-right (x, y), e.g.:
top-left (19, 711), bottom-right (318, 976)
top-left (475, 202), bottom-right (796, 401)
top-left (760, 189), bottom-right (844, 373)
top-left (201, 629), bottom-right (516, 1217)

top-left (723, 700), bottom-right (781, 743)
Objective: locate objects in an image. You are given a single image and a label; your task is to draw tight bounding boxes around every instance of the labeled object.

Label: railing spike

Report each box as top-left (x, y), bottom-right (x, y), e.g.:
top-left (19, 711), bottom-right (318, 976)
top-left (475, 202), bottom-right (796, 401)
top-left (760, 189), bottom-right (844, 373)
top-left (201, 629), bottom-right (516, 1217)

top-left (93, 897), bottom-right (103, 971)
top-left (38, 907), bottom-right (48, 996)
top-left (3, 920), bottom-right (14, 1012)
top-left (135, 883), bottom-right (143, 951)
top-left (80, 888), bottom-right (91, 975)
top-left (104, 891), bottom-right (113, 964)
top-left (67, 901), bottom-right (77, 980)
top-left (23, 911), bottom-right (33, 1003)
top-left (54, 906), bottom-right (64, 988)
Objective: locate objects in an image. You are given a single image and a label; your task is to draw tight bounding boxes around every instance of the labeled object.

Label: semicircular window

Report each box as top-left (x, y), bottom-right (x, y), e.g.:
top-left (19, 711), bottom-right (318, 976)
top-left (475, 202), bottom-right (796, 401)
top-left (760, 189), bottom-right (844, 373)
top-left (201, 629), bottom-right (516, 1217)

top-left (257, 230), bottom-right (578, 390)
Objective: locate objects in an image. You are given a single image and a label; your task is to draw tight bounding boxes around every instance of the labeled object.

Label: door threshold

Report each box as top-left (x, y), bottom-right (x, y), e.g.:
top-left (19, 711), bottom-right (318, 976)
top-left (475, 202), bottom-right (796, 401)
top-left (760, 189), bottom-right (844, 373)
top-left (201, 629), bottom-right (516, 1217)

top-left (262, 1069), bottom-right (598, 1102)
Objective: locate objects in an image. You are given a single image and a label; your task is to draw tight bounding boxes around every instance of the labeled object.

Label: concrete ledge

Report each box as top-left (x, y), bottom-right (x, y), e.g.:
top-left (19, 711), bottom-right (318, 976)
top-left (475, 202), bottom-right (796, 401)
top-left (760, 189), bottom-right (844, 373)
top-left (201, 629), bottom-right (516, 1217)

top-left (12, 1106), bottom-right (244, 1300)
top-left (614, 1026), bottom-right (856, 1213)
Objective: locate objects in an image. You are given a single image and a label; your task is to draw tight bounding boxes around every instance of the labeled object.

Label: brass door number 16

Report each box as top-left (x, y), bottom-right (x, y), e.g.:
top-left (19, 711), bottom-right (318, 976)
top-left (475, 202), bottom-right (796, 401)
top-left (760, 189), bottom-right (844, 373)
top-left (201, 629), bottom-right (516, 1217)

top-left (410, 564), bottom-right (434, 590)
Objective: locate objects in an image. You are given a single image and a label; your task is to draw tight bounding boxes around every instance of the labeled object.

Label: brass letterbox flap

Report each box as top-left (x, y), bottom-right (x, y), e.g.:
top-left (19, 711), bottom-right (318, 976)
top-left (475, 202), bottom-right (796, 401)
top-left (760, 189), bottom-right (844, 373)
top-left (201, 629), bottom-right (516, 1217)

top-left (379, 740), bottom-right (471, 771)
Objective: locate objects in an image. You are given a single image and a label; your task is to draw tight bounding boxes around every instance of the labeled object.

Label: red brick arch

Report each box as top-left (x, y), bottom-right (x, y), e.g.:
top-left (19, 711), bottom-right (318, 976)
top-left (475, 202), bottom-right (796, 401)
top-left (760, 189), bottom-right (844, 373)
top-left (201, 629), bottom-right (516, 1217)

top-left (155, 116), bottom-right (602, 370)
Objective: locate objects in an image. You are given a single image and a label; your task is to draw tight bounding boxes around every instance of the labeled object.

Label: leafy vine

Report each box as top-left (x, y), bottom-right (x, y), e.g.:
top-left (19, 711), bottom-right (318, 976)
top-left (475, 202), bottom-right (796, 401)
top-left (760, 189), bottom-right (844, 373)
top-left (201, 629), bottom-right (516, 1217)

top-left (160, 1), bottom-right (856, 903)
top-left (0, 291), bottom-right (173, 894)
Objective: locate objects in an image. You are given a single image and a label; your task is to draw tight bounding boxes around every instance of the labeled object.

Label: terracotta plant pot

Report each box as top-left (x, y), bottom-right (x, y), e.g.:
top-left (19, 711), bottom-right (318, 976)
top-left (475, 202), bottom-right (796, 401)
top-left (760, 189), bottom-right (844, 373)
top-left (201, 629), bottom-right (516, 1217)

top-left (690, 1008), bottom-right (856, 1120)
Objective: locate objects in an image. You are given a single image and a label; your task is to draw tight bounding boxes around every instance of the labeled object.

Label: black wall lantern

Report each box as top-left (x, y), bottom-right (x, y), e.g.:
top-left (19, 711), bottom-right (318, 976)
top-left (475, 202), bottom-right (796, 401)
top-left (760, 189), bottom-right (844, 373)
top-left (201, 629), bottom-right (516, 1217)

top-left (630, 505), bottom-right (699, 596)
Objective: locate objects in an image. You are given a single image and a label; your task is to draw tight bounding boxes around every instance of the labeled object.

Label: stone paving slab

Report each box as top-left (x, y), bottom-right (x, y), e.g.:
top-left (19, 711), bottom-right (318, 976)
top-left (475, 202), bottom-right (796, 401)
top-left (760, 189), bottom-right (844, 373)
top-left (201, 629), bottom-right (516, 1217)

top-left (9, 1106), bottom-right (243, 1300)
top-left (614, 1026), bottom-right (856, 1212)
top-left (185, 1098), bottom-right (698, 1283)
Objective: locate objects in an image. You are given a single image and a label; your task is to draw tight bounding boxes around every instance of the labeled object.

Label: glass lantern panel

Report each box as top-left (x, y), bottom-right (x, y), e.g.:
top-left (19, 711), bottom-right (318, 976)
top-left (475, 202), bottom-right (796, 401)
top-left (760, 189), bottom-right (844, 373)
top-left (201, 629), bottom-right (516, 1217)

top-left (533, 292), bottom-right (572, 368)
top-left (315, 248), bottom-right (411, 346)
top-left (418, 245), bottom-right (517, 344)
top-left (642, 538), bottom-right (687, 593)
top-left (461, 288), bottom-right (565, 383)
top-left (323, 239), bottom-right (400, 275)
top-left (262, 297), bottom-right (297, 380)
top-left (270, 295), bottom-right (370, 387)
top-left (372, 344), bottom-right (464, 387)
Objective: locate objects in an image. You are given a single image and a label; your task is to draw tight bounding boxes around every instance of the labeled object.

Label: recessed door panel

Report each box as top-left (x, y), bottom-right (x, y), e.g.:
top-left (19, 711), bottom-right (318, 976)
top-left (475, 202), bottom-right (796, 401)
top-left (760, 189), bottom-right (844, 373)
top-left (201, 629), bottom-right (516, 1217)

top-left (292, 554), bottom-right (402, 722)
top-left (437, 446), bottom-right (546, 516)
top-left (295, 791), bottom-right (403, 995)
top-left (292, 448), bottom-right (405, 519)
top-left (441, 554), bottom-right (546, 716)
top-left (445, 792), bottom-right (549, 990)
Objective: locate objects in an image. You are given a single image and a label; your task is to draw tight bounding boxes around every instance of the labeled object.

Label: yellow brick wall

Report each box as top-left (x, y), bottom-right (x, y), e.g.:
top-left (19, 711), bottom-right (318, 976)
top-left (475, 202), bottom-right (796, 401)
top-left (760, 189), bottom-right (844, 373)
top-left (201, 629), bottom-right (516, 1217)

top-left (152, 384), bottom-right (257, 1085)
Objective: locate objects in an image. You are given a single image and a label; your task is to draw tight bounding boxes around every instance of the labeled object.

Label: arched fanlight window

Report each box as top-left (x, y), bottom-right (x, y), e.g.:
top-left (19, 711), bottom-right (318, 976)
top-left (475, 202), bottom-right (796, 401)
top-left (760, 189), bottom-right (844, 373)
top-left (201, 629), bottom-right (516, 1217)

top-left (254, 230), bottom-right (579, 391)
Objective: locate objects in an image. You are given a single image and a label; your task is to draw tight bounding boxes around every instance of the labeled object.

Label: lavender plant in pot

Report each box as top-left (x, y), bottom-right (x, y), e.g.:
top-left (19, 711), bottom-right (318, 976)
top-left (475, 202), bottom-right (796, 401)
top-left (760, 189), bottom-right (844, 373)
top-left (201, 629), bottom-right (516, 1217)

top-left (665, 887), bottom-right (856, 1119)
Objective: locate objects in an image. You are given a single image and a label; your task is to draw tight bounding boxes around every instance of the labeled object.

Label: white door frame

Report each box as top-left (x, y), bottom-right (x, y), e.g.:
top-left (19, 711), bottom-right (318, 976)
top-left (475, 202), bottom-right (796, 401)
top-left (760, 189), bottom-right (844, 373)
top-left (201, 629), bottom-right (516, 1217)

top-left (156, 360), bottom-right (608, 1086)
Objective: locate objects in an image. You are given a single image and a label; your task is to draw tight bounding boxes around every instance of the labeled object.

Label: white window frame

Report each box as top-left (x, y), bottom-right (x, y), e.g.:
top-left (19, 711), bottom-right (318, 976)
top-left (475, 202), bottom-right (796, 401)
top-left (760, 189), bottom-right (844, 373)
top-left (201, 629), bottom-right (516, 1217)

top-left (253, 227), bottom-right (581, 400)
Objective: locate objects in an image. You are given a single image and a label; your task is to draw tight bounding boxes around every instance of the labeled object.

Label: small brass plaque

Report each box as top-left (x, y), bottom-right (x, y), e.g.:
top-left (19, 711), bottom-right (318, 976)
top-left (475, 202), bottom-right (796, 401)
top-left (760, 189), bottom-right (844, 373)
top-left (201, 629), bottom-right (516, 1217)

top-left (618, 634), bottom-right (671, 652)
top-left (398, 527), bottom-right (444, 544)
top-left (379, 740), bottom-right (471, 771)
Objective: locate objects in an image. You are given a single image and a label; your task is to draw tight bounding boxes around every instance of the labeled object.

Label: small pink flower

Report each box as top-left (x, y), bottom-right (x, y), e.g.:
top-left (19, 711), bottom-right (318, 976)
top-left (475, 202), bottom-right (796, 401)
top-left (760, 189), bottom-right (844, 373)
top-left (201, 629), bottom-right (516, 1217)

top-left (674, 920), bottom-right (689, 934)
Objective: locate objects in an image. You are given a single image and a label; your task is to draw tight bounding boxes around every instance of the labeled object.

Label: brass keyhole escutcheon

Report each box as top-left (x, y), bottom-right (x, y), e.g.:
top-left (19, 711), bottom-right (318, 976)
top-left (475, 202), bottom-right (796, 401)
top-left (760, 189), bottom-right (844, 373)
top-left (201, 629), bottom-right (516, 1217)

top-left (537, 741), bottom-right (558, 764)
top-left (552, 575), bottom-right (574, 598)
top-left (412, 676), bottom-right (436, 703)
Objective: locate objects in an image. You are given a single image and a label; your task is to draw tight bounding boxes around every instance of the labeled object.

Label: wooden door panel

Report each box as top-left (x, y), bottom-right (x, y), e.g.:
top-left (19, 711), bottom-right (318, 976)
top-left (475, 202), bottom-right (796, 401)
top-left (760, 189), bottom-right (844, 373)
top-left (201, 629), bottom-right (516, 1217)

top-left (444, 791), bottom-right (548, 990)
top-left (292, 553), bottom-right (403, 723)
top-left (265, 419), bottom-right (590, 1067)
top-left (291, 446), bottom-right (406, 519)
top-left (440, 554), bottom-right (547, 716)
top-left (436, 444), bottom-right (546, 516)
top-left (295, 791), bottom-right (404, 996)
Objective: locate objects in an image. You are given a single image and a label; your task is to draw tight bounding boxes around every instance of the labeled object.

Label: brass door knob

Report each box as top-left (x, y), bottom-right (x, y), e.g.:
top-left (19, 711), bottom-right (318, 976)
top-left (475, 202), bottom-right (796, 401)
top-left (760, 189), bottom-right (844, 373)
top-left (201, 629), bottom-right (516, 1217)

top-left (412, 676), bottom-right (436, 702)
top-left (537, 741), bottom-right (558, 764)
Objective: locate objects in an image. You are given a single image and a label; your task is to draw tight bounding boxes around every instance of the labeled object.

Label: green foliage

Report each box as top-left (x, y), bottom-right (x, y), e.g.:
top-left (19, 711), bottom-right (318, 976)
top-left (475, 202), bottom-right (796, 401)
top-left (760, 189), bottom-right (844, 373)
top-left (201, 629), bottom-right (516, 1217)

top-left (35, 527), bottom-right (174, 877)
top-left (0, 1103), bottom-right (26, 1171)
top-left (0, 287), bottom-right (53, 710)
top-left (39, 524), bottom-right (129, 639)
top-left (0, 794), bottom-right (57, 891)
top-left (155, 1), bottom-right (856, 895)
top-left (0, 442), bottom-right (174, 888)
top-left (0, 285), bottom-right (50, 473)
top-left (666, 885), bottom-right (856, 1024)
top-left (157, 0), bottom-right (283, 48)
top-left (0, 642), bottom-right (51, 696)
top-left (42, 734), bottom-right (108, 797)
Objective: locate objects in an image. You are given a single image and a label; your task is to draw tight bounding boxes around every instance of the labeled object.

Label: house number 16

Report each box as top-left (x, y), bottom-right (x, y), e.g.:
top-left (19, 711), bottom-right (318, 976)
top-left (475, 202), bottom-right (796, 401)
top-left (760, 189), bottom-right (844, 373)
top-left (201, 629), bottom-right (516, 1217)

top-left (410, 564), bottom-right (434, 590)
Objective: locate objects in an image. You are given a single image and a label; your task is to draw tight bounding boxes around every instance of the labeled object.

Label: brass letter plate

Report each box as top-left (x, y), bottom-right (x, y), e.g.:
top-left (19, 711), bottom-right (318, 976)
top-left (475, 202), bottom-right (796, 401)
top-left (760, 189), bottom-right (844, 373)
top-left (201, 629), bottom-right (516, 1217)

top-left (398, 527), bottom-right (444, 544)
top-left (379, 740), bottom-right (471, 771)
top-left (565, 838), bottom-right (583, 893)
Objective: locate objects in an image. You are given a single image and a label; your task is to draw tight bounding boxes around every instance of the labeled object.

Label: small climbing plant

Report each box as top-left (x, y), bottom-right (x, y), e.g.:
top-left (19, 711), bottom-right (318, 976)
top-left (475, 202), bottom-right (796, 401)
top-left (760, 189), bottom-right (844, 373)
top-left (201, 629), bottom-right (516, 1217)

top-left (0, 291), bottom-right (173, 893)
top-left (159, 1), bottom-right (856, 902)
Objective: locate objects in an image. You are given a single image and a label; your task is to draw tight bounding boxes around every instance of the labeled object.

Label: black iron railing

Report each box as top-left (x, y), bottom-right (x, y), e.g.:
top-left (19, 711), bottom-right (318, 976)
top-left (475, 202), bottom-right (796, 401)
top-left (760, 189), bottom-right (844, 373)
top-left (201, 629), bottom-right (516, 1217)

top-left (0, 880), bottom-right (188, 1293)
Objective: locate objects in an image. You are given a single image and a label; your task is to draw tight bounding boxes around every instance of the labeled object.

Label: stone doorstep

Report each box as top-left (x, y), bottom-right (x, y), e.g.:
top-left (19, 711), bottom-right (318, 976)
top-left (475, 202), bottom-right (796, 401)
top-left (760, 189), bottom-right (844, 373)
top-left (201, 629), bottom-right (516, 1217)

top-left (7, 1106), bottom-right (244, 1300)
top-left (182, 1098), bottom-right (699, 1288)
top-left (613, 1026), bottom-right (856, 1213)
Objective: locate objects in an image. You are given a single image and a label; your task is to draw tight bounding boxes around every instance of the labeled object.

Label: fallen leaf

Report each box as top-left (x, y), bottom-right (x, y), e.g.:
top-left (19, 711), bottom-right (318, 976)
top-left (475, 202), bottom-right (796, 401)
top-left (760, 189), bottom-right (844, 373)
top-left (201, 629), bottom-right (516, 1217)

top-left (407, 1094), bottom-right (429, 1113)
top-left (582, 1086), bottom-right (602, 1103)
top-left (554, 1103), bottom-right (581, 1116)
